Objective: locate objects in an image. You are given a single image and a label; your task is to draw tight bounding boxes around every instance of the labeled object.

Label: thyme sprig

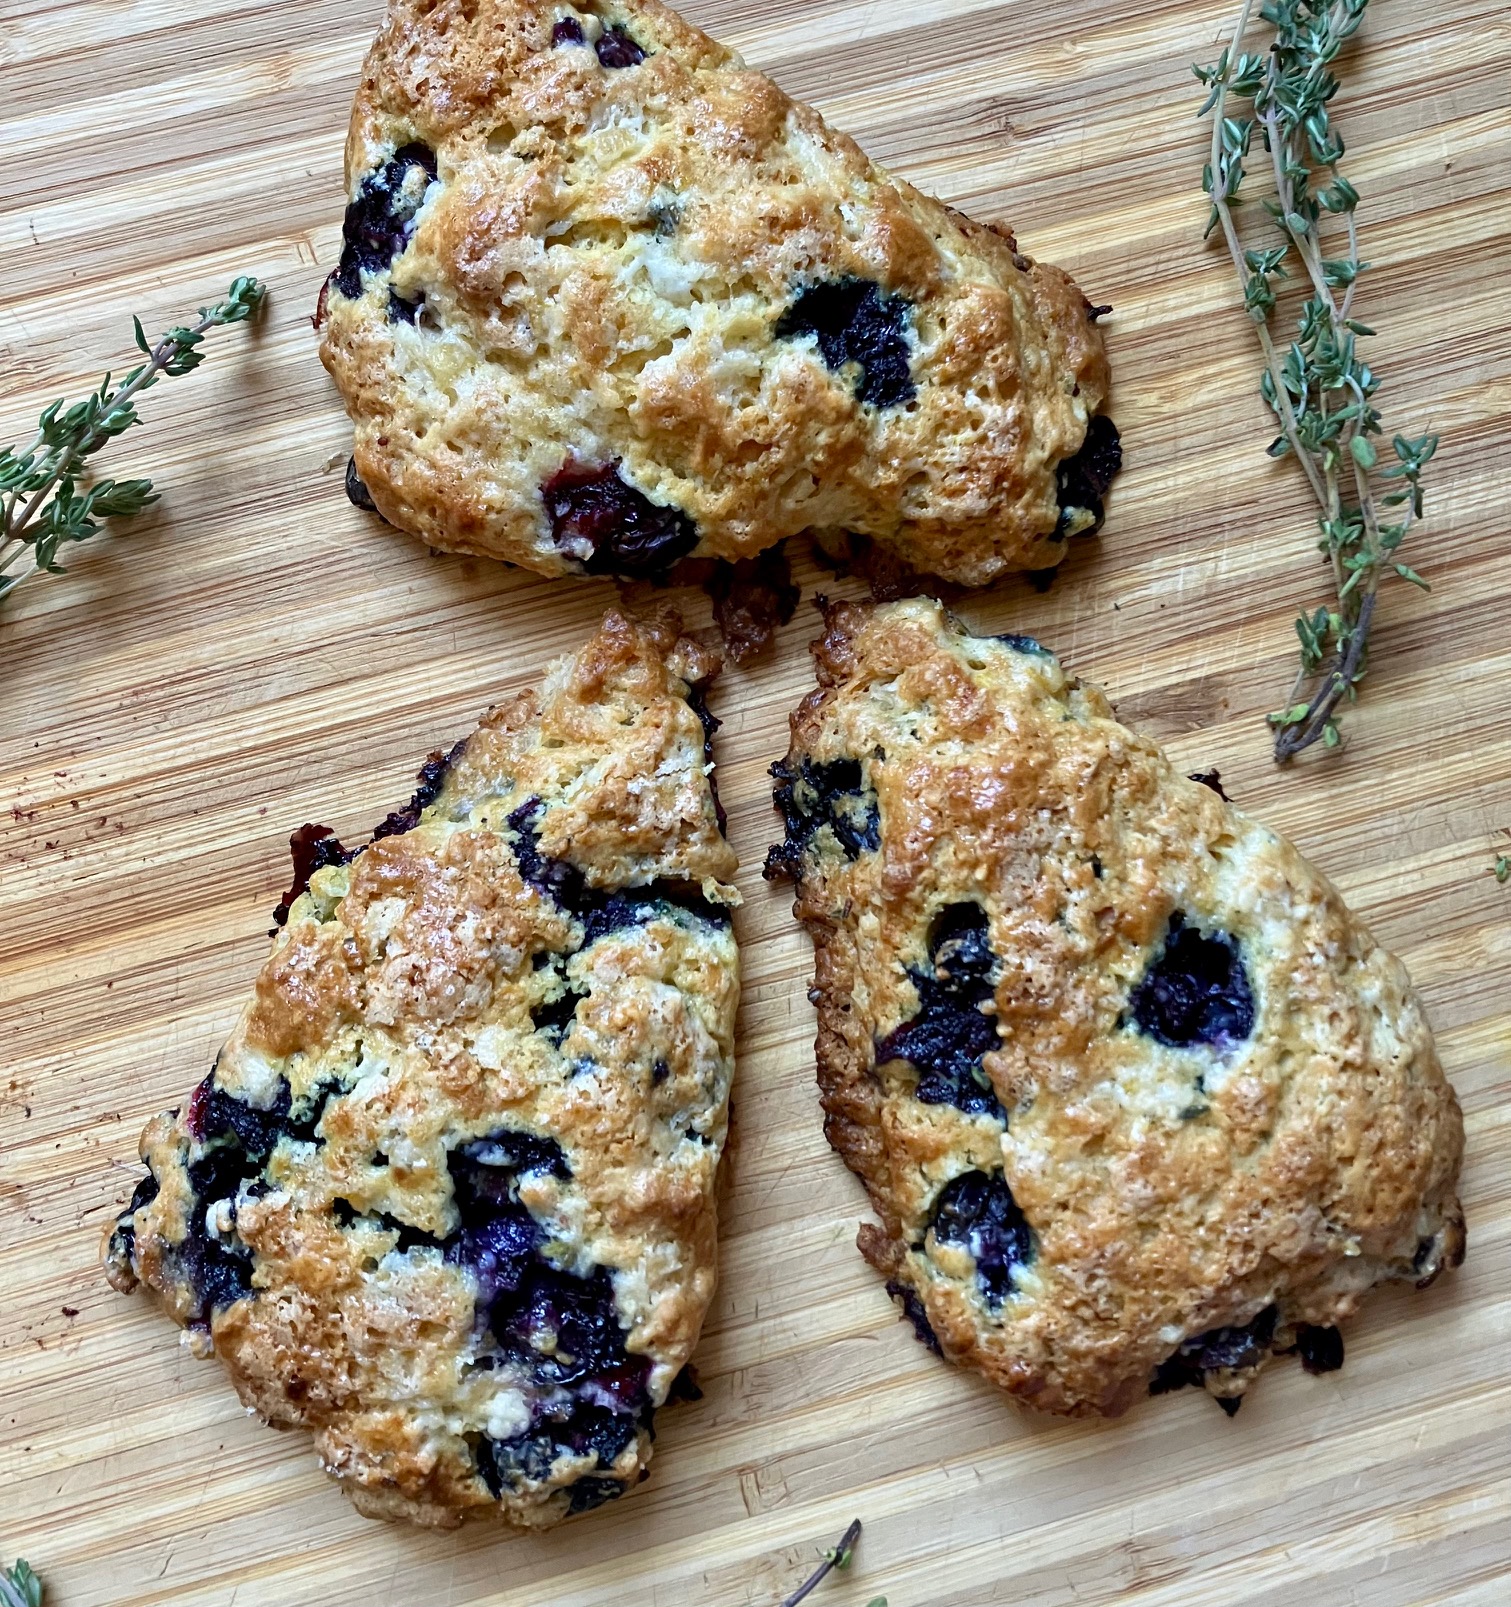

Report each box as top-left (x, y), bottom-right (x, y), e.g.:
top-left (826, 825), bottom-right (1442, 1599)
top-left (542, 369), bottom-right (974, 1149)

top-left (1197, 0), bottom-right (1438, 761)
top-left (0, 277), bottom-right (266, 607)
top-left (0, 1559), bottom-right (42, 1607)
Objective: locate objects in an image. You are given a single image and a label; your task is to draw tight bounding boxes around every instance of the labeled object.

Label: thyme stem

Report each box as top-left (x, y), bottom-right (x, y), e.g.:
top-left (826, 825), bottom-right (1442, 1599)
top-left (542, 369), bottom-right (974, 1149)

top-left (782, 1519), bottom-right (863, 1607)
top-left (0, 277), bottom-right (266, 606)
top-left (1197, 0), bottom-right (1437, 761)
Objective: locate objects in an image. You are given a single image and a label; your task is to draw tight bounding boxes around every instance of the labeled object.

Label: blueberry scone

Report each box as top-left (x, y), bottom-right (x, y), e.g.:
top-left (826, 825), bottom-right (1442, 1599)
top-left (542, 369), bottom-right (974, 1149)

top-left (766, 597), bottom-right (1466, 1418)
top-left (103, 609), bottom-right (740, 1528)
top-left (317, 0), bottom-right (1118, 588)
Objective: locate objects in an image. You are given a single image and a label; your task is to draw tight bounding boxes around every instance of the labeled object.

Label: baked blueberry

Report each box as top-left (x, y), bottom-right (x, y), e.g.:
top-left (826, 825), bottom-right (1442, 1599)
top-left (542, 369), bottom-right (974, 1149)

top-left (272, 824), bottom-right (353, 928)
top-left (995, 633), bottom-right (1050, 656)
top-left (1294, 1323), bottom-right (1345, 1375)
top-left (765, 754), bottom-right (880, 880)
top-left (685, 681), bottom-right (729, 833)
top-left (372, 738), bottom-right (469, 840)
top-left (1188, 768), bottom-right (1231, 801)
top-left (1129, 913), bottom-right (1255, 1049)
top-left (344, 456), bottom-right (379, 512)
top-left (1055, 414), bottom-right (1123, 538)
top-left (885, 1280), bottom-right (943, 1354)
top-left (877, 904), bottom-right (1007, 1118)
top-left (1149, 1307), bottom-right (1280, 1412)
top-left (776, 278), bottom-right (916, 409)
top-left (331, 142), bottom-right (437, 301)
top-left (929, 1171), bottom-right (1034, 1307)
top-left (594, 26), bottom-right (645, 68)
top-left (543, 461), bottom-right (698, 578)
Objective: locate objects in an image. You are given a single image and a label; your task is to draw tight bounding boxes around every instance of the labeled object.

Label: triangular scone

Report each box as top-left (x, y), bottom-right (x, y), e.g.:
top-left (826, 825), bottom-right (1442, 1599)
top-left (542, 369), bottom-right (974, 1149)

top-left (318, 0), bottom-right (1117, 587)
top-left (104, 610), bottom-right (740, 1529)
top-left (766, 597), bottom-right (1465, 1418)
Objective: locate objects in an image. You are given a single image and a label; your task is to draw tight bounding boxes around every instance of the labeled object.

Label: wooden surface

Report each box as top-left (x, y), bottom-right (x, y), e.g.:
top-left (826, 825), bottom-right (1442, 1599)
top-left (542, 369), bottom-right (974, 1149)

top-left (3, 0), bottom-right (1510, 1602)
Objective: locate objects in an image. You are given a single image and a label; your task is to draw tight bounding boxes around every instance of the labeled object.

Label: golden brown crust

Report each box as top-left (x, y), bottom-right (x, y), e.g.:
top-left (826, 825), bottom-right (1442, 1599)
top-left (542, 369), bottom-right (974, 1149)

top-left (769, 597), bottom-right (1466, 1418)
top-left (104, 609), bottom-right (739, 1528)
top-left (318, 0), bottom-right (1113, 587)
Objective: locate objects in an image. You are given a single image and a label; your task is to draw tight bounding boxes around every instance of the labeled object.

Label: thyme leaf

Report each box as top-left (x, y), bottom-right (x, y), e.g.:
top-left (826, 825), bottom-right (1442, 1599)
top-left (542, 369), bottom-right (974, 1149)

top-left (1196, 1), bottom-right (1437, 761)
top-left (0, 277), bottom-right (266, 608)
top-left (0, 1559), bottom-right (42, 1607)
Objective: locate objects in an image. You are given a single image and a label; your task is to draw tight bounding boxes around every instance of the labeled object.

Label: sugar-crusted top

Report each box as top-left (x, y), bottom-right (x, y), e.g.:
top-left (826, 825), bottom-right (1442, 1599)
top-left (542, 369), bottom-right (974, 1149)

top-left (105, 609), bottom-right (740, 1528)
top-left (771, 596), bottom-right (1465, 1417)
top-left (320, 0), bottom-right (1113, 585)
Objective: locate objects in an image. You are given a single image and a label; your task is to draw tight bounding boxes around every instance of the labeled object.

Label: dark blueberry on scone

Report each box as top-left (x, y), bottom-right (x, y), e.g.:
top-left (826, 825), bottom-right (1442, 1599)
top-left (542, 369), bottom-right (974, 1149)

top-left (103, 610), bottom-right (740, 1529)
top-left (768, 597), bottom-right (1467, 1418)
top-left (318, 0), bottom-right (1116, 588)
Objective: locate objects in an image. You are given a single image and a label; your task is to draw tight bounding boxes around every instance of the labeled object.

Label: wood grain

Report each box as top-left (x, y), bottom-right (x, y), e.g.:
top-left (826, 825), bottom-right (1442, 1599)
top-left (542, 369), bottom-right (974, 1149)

top-left (2, 0), bottom-right (1509, 1602)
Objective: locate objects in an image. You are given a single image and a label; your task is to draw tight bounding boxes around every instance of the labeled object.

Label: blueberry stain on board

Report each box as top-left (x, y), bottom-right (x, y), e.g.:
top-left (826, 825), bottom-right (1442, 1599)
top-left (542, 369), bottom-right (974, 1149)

top-left (877, 903), bottom-right (1008, 1119)
top-left (543, 460), bottom-right (698, 578)
top-left (1055, 414), bottom-right (1122, 538)
top-left (332, 142), bottom-right (437, 301)
top-left (929, 1170), bottom-right (1034, 1307)
top-left (764, 755), bottom-right (880, 879)
top-left (776, 278), bottom-right (916, 408)
top-left (1129, 912), bottom-right (1255, 1049)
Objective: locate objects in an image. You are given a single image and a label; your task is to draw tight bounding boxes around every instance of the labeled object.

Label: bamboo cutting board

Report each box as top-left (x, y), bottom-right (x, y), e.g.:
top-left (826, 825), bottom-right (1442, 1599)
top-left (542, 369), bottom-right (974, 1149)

top-left (2, 0), bottom-right (1509, 1601)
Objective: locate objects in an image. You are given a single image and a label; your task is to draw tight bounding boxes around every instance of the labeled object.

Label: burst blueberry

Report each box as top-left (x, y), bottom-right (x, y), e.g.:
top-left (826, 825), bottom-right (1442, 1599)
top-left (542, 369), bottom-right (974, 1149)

top-left (877, 903), bottom-right (1007, 1119)
top-left (765, 754), bottom-right (880, 879)
top-left (331, 142), bottom-right (437, 301)
top-left (776, 278), bottom-right (916, 408)
top-left (1129, 912), bottom-right (1256, 1048)
top-left (929, 1170), bottom-right (1034, 1307)
top-left (542, 460), bottom-right (698, 578)
top-left (1054, 414), bottom-right (1122, 537)
top-left (372, 738), bottom-right (468, 840)
top-left (1149, 1305), bottom-right (1279, 1405)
